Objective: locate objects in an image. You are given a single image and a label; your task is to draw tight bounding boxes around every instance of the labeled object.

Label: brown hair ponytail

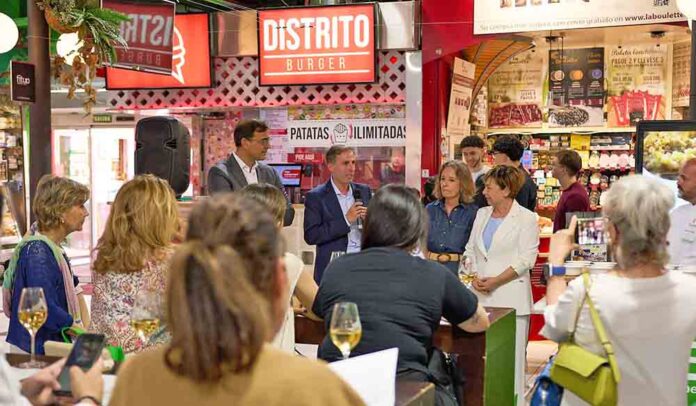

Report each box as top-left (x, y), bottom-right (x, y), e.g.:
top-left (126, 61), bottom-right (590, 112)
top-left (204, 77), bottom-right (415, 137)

top-left (165, 241), bottom-right (269, 381)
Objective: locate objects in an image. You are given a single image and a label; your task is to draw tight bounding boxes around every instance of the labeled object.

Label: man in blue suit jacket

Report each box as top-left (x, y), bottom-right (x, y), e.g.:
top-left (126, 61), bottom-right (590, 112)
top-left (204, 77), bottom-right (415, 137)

top-left (304, 146), bottom-right (372, 283)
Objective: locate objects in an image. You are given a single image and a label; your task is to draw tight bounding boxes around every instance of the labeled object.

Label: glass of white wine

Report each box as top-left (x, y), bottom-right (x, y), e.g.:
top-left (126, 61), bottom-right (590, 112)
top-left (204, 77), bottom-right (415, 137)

top-left (17, 287), bottom-right (48, 368)
top-left (458, 257), bottom-right (478, 288)
top-left (129, 289), bottom-right (162, 345)
top-left (329, 302), bottom-right (362, 360)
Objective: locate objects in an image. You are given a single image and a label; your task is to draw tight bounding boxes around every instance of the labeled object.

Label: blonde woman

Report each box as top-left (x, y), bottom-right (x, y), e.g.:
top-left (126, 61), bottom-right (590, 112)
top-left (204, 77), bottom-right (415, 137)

top-left (4, 175), bottom-right (90, 354)
top-left (90, 175), bottom-right (179, 353)
top-left (241, 184), bottom-right (318, 353)
top-left (426, 160), bottom-right (477, 274)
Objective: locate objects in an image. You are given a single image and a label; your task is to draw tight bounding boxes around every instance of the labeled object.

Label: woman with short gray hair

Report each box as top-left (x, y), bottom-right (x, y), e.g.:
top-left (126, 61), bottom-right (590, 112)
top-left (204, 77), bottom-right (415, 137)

top-left (543, 175), bottom-right (696, 405)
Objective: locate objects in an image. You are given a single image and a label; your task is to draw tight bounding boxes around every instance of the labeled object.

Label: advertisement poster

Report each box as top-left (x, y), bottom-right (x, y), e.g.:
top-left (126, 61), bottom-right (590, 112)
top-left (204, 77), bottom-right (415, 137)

top-left (488, 50), bottom-right (544, 128)
top-left (548, 48), bottom-right (604, 127)
top-left (102, 0), bottom-right (176, 74)
top-left (474, 0), bottom-right (685, 35)
top-left (607, 45), bottom-right (669, 127)
top-left (105, 14), bottom-right (212, 89)
top-left (446, 57), bottom-right (475, 136)
top-left (673, 41), bottom-right (691, 108)
top-left (260, 109), bottom-right (290, 163)
top-left (286, 119), bottom-right (406, 148)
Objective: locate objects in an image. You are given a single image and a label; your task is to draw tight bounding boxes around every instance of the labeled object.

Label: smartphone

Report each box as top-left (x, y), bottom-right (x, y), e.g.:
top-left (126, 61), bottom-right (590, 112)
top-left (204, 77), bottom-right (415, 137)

top-left (54, 334), bottom-right (106, 397)
top-left (574, 216), bottom-right (609, 262)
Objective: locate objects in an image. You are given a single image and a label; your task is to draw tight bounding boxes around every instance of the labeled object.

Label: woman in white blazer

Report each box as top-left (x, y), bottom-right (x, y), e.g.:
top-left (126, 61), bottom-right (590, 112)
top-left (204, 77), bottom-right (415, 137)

top-left (464, 165), bottom-right (539, 406)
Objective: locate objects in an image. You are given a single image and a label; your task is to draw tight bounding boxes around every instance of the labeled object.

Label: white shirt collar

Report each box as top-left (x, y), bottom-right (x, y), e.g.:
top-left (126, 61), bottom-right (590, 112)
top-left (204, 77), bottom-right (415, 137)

top-left (330, 177), bottom-right (352, 197)
top-left (233, 152), bottom-right (258, 174)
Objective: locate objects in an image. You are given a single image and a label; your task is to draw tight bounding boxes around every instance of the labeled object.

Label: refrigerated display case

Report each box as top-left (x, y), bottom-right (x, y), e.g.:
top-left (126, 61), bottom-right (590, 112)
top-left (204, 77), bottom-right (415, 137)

top-left (636, 120), bottom-right (696, 209)
top-left (52, 127), bottom-right (135, 278)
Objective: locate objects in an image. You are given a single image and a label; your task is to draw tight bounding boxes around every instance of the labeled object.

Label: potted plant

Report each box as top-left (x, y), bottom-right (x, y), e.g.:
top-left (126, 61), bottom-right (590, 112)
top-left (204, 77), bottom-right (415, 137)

top-left (36, 0), bottom-right (128, 113)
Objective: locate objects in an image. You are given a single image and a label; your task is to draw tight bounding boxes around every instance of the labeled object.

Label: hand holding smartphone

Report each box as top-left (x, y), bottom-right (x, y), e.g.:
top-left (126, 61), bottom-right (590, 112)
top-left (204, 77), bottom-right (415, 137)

top-left (53, 334), bottom-right (105, 398)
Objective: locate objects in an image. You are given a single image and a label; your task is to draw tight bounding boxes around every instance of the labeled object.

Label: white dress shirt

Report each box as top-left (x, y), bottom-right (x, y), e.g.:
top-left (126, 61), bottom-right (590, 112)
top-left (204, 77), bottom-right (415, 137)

top-left (668, 203), bottom-right (696, 267)
top-left (233, 152), bottom-right (259, 185)
top-left (543, 272), bottom-right (696, 406)
top-left (330, 178), bottom-right (361, 253)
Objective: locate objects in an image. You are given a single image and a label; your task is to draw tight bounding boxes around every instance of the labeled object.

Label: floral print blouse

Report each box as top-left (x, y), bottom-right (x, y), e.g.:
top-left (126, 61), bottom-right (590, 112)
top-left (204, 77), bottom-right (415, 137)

top-left (89, 249), bottom-right (173, 353)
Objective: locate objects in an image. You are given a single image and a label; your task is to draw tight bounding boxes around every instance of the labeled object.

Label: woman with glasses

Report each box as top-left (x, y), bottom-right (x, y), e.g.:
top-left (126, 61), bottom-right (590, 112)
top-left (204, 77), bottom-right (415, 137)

top-left (463, 165), bottom-right (539, 406)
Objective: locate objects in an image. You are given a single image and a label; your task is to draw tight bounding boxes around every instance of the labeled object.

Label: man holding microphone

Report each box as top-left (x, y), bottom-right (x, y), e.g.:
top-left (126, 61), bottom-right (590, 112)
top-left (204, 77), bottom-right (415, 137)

top-left (304, 146), bottom-right (372, 283)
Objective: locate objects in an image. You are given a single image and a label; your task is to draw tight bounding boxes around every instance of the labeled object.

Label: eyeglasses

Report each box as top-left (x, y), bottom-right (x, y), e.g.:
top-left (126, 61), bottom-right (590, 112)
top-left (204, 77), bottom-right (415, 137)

top-left (251, 137), bottom-right (270, 146)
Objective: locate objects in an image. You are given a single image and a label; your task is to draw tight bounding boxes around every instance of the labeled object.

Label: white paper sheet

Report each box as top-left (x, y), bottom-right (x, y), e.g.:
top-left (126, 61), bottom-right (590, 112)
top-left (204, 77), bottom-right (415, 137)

top-left (328, 348), bottom-right (398, 406)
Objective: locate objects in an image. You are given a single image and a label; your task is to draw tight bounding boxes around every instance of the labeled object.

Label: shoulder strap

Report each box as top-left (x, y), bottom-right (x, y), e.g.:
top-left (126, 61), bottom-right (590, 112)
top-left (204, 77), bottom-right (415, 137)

top-left (582, 272), bottom-right (622, 383)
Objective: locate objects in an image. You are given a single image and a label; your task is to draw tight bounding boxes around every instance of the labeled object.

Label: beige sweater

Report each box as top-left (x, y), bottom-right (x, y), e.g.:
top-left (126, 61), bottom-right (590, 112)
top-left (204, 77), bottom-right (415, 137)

top-left (109, 345), bottom-right (366, 406)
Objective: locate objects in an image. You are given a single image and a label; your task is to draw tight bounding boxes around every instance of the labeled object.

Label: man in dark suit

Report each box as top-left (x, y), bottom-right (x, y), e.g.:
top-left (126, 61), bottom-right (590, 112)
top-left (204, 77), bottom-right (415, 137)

top-left (207, 119), bottom-right (295, 226)
top-left (304, 145), bottom-right (372, 283)
top-left (474, 134), bottom-right (537, 212)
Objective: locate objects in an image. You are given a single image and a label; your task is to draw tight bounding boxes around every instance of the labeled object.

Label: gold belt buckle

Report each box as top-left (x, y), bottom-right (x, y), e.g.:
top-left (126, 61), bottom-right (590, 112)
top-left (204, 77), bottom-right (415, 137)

top-left (437, 253), bottom-right (450, 263)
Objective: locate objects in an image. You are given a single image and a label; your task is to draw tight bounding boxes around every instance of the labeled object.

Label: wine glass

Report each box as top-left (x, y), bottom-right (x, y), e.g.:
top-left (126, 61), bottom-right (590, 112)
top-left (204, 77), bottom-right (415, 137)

top-left (329, 302), bottom-right (362, 360)
top-left (17, 287), bottom-right (48, 368)
top-left (129, 289), bottom-right (162, 344)
top-left (458, 257), bottom-right (478, 288)
top-left (330, 251), bottom-right (346, 263)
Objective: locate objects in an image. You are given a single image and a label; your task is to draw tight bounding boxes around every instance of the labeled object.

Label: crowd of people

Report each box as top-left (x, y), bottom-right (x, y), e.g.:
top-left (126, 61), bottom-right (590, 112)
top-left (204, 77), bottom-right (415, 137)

top-left (2, 120), bottom-right (696, 405)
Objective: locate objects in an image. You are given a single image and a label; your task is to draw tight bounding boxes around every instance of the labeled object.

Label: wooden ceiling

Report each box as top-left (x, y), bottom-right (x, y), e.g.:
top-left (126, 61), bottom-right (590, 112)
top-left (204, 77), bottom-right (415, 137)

top-left (462, 35), bottom-right (535, 102)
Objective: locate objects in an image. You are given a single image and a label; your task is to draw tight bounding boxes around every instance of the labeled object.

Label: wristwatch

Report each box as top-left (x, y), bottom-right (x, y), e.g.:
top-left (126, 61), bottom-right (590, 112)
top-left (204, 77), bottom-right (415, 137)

top-left (542, 263), bottom-right (566, 280)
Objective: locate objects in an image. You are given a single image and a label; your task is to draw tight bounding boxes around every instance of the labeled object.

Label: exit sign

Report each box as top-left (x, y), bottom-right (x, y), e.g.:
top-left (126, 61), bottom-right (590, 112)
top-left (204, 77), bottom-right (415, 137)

top-left (92, 114), bottom-right (113, 123)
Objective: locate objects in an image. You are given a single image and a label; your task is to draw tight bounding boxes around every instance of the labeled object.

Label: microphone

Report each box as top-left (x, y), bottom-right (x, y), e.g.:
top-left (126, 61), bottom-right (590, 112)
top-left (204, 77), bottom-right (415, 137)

top-left (352, 189), bottom-right (363, 230)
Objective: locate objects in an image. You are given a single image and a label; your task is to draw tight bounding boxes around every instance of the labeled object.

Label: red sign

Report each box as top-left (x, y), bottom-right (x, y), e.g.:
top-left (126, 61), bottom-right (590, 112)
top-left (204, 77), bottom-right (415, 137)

top-left (105, 14), bottom-right (212, 90)
top-left (281, 168), bottom-right (301, 180)
top-left (258, 4), bottom-right (376, 86)
top-left (102, 0), bottom-right (176, 74)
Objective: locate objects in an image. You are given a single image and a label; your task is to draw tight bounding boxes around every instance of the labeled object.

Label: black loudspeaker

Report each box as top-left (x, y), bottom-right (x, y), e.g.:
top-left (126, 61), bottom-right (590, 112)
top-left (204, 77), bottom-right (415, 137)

top-left (135, 116), bottom-right (190, 196)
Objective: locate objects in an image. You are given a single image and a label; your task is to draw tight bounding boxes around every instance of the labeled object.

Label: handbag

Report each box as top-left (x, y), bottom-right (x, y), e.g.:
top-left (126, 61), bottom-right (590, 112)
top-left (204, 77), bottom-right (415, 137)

top-left (550, 272), bottom-right (621, 406)
top-left (427, 348), bottom-right (464, 406)
top-left (530, 355), bottom-right (563, 406)
top-left (61, 326), bottom-right (125, 363)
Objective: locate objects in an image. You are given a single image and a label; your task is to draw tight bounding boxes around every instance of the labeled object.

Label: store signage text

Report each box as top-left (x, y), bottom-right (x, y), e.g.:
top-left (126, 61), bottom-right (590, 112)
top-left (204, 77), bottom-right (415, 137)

top-left (258, 4), bottom-right (376, 86)
top-left (10, 61), bottom-right (35, 103)
top-left (105, 13), bottom-right (211, 90)
top-left (102, 0), bottom-right (176, 74)
top-left (287, 119), bottom-right (406, 148)
top-left (474, 0), bottom-right (685, 35)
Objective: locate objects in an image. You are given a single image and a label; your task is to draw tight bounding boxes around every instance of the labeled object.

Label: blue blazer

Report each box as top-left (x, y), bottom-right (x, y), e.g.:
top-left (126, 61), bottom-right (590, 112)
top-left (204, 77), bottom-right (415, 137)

top-left (303, 180), bottom-right (371, 283)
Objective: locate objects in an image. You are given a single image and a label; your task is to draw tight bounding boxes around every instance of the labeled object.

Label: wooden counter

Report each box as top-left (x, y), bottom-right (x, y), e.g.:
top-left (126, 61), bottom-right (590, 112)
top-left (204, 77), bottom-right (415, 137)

top-left (296, 307), bottom-right (516, 406)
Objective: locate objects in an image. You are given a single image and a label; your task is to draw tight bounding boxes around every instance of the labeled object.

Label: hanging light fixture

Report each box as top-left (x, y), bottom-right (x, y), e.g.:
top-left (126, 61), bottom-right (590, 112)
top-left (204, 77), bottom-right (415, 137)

top-left (56, 33), bottom-right (83, 65)
top-left (677, 0), bottom-right (696, 30)
top-left (0, 13), bottom-right (19, 54)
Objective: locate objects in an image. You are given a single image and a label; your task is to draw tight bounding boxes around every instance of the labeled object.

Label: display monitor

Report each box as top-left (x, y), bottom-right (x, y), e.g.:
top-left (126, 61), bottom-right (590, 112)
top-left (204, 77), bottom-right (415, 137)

top-left (636, 120), bottom-right (696, 208)
top-left (269, 163), bottom-right (303, 187)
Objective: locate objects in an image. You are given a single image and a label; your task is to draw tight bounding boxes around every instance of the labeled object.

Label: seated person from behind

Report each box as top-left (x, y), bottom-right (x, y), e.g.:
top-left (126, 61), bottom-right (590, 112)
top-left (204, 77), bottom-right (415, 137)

top-left (313, 185), bottom-right (489, 395)
top-left (110, 194), bottom-right (365, 406)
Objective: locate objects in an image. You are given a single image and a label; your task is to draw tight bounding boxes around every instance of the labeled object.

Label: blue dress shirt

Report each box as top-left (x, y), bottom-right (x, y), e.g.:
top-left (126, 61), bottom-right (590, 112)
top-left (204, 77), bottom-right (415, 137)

top-left (426, 200), bottom-right (478, 274)
top-left (331, 178), bottom-right (361, 253)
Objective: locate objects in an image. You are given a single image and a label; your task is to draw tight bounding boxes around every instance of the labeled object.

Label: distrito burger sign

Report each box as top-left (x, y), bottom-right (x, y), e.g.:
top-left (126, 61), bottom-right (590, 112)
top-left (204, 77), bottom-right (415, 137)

top-left (258, 4), bottom-right (376, 86)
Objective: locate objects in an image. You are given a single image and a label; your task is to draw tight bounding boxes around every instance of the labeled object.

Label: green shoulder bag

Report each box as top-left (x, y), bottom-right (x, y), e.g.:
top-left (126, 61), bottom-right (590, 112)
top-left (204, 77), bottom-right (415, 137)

top-left (61, 326), bottom-right (125, 364)
top-left (550, 272), bottom-right (621, 406)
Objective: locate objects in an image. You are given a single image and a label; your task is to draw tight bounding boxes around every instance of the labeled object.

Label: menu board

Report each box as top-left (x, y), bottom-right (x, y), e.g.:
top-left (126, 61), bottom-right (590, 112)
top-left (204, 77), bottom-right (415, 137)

top-left (672, 42), bottom-right (691, 109)
top-left (487, 50), bottom-right (544, 128)
top-left (548, 48), bottom-right (604, 127)
top-left (446, 57), bottom-right (475, 136)
top-left (607, 44), bottom-right (668, 127)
